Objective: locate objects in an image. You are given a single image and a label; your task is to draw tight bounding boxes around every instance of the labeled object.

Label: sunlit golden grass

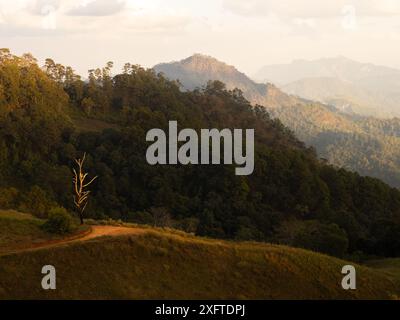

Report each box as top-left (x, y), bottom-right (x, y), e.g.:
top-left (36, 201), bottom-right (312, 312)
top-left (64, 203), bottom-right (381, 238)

top-left (366, 258), bottom-right (400, 291)
top-left (0, 217), bottom-right (398, 300)
top-left (0, 209), bottom-right (39, 220)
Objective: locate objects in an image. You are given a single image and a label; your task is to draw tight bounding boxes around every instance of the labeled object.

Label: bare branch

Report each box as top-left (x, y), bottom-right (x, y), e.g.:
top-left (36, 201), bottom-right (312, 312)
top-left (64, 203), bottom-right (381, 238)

top-left (83, 176), bottom-right (98, 188)
top-left (72, 153), bottom-right (97, 224)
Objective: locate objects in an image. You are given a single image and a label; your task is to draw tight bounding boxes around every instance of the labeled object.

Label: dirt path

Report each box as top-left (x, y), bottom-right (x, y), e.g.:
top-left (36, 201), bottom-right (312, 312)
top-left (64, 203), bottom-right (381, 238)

top-left (4, 225), bottom-right (147, 255)
top-left (78, 225), bottom-right (147, 241)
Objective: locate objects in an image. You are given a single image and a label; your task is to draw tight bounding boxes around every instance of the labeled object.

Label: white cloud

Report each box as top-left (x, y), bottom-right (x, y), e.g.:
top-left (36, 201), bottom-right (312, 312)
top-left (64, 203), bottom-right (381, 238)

top-left (293, 18), bottom-right (316, 28)
top-left (29, 0), bottom-right (60, 15)
top-left (0, 0), bottom-right (192, 36)
top-left (0, 0), bottom-right (399, 77)
top-left (67, 0), bottom-right (126, 16)
top-left (121, 13), bottom-right (190, 33)
top-left (222, 0), bottom-right (400, 18)
top-left (341, 5), bottom-right (358, 30)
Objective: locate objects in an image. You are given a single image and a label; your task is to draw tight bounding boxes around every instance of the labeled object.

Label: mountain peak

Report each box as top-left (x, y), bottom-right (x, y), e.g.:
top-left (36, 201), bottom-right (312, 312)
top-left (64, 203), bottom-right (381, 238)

top-left (154, 54), bottom-right (246, 87)
top-left (178, 54), bottom-right (237, 74)
top-left (187, 53), bottom-right (217, 60)
top-left (153, 54), bottom-right (302, 108)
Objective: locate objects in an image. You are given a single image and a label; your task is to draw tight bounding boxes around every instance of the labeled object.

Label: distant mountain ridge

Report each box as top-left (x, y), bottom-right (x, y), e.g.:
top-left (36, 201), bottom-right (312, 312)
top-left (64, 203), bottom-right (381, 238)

top-left (254, 57), bottom-right (400, 118)
top-left (254, 56), bottom-right (400, 85)
top-left (153, 54), bottom-right (400, 188)
top-left (282, 76), bottom-right (387, 117)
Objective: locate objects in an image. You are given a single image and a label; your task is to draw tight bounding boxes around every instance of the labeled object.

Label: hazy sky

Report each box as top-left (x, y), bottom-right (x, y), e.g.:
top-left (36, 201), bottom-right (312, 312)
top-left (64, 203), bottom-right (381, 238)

top-left (1, 0), bottom-right (400, 76)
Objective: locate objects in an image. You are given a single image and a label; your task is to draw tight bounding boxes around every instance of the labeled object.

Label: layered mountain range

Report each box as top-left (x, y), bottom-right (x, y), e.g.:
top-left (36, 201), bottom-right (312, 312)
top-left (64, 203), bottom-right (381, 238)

top-left (154, 54), bottom-right (400, 187)
top-left (255, 57), bottom-right (400, 118)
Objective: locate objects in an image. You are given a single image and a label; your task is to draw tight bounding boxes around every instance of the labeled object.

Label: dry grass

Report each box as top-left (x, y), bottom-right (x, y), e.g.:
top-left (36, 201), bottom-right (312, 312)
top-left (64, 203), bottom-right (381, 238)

top-left (0, 220), bottom-right (398, 300)
top-left (366, 258), bottom-right (400, 297)
top-left (0, 210), bottom-right (86, 255)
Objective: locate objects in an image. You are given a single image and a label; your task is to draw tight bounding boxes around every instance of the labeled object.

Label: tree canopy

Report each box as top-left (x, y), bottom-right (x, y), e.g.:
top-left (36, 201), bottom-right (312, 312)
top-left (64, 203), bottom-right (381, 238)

top-left (1, 50), bottom-right (400, 258)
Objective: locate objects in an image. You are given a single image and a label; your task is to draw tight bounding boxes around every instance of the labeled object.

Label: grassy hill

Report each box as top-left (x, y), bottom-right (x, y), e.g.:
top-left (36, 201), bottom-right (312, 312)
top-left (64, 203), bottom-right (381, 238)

top-left (3, 51), bottom-right (400, 259)
top-left (0, 213), bottom-right (399, 300)
top-left (0, 210), bottom-right (87, 255)
top-left (366, 258), bottom-right (400, 291)
top-left (1, 51), bottom-right (400, 296)
top-left (0, 210), bottom-right (65, 255)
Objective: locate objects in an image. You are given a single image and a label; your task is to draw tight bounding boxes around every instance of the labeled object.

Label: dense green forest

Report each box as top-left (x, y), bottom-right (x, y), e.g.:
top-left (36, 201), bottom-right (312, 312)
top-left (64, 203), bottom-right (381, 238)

top-left (268, 103), bottom-right (400, 189)
top-left (1, 50), bottom-right (400, 259)
top-left (155, 54), bottom-right (400, 189)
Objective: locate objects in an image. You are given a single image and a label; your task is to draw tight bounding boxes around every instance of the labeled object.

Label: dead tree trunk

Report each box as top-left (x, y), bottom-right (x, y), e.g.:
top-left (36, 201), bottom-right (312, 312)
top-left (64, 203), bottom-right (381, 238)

top-left (73, 153), bottom-right (97, 225)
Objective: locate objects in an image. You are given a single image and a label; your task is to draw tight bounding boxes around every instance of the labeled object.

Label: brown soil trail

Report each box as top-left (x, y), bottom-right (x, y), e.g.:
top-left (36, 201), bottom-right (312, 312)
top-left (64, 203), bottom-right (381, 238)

top-left (78, 225), bottom-right (147, 241)
top-left (5, 225), bottom-right (147, 255)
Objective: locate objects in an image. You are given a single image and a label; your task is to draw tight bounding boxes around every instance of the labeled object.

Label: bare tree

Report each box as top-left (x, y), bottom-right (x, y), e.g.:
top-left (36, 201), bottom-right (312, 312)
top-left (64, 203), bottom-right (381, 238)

top-left (73, 153), bottom-right (97, 224)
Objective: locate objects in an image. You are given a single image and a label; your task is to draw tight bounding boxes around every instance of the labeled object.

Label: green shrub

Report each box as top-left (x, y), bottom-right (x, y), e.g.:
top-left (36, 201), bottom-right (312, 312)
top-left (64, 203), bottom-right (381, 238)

top-left (0, 187), bottom-right (19, 209)
top-left (42, 207), bottom-right (74, 234)
top-left (127, 211), bottom-right (154, 225)
top-left (176, 217), bottom-right (200, 234)
top-left (293, 221), bottom-right (349, 258)
top-left (18, 186), bottom-right (57, 218)
top-left (274, 219), bottom-right (349, 258)
top-left (235, 226), bottom-right (263, 241)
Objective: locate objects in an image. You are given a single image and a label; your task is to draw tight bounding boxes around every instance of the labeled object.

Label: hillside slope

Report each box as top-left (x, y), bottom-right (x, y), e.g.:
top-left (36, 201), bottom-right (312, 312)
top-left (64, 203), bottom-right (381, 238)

top-left (2, 51), bottom-right (400, 260)
top-left (154, 53), bottom-right (299, 108)
top-left (154, 54), bottom-right (400, 188)
top-left (0, 227), bottom-right (398, 300)
top-left (282, 77), bottom-right (386, 118)
top-left (0, 210), bottom-right (91, 255)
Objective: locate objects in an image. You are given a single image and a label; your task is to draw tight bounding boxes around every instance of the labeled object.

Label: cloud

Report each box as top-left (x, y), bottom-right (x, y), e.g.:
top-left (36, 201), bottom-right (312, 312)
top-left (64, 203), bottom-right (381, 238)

top-left (0, 23), bottom-right (67, 37)
top-left (222, 0), bottom-right (400, 18)
top-left (67, 0), bottom-right (126, 16)
top-left (0, 0), bottom-right (192, 38)
top-left (29, 0), bottom-right (61, 16)
top-left (121, 13), bottom-right (191, 34)
top-left (292, 18), bottom-right (316, 28)
top-left (0, 0), bottom-right (32, 16)
top-left (2, 0), bottom-right (397, 41)
top-left (222, 0), bottom-right (343, 18)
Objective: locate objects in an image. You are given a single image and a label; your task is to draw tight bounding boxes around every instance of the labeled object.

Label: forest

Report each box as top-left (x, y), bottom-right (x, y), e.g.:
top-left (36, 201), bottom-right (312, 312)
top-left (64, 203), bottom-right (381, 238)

top-left (269, 102), bottom-right (400, 189)
top-left (0, 49), bottom-right (400, 259)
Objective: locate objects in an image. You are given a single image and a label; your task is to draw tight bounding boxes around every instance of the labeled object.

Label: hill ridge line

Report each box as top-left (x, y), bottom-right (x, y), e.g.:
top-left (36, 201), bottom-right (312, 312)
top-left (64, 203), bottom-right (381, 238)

top-left (1, 225), bottom-right (146, 256)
